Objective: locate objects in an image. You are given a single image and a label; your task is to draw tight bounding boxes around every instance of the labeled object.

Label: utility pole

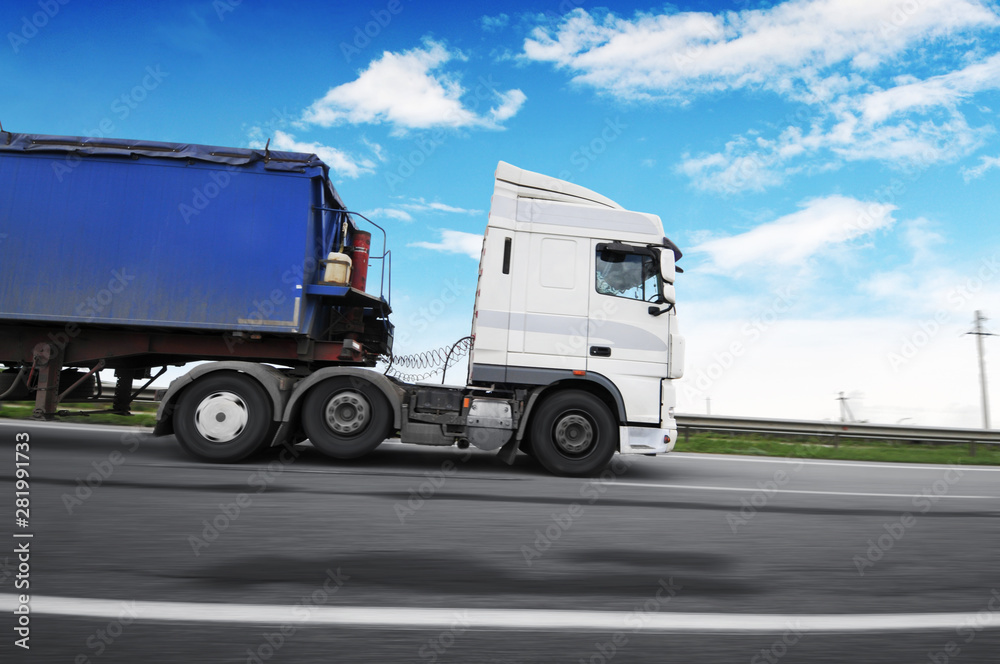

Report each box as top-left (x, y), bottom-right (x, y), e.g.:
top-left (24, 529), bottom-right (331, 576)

top-left (706, 397), bottom-right (711, 415)
top-left (838, 391), bottom-right (855, 423)
top-left (967, 310), bottom-right (995, 429)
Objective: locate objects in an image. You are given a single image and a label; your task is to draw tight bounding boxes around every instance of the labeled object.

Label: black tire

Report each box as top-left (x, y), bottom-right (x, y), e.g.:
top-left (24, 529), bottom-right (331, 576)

top-left (0, 371), bottom-right (30, 401)
top-left (529, 390), bottom-right (618, 477)
top-left (59, 370), bottom-right (96, 401)
top-left (301, 377), bottom-right (391, 459)
top-left (174, 372), bottom-right (276, 463)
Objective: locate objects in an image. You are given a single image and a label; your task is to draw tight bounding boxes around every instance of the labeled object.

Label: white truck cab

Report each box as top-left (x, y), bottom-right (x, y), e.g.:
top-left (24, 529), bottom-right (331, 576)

top-left (469, 162), bottom-right (685, 469)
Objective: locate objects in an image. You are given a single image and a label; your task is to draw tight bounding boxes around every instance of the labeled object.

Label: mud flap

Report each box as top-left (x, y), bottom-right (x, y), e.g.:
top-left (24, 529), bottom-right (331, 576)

top-left (496, 436), bottom-right (520, 465)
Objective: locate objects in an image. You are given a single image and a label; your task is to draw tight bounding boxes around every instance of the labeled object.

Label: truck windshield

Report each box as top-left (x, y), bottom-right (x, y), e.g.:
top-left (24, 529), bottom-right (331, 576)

top-left (595, 249), bottom-right (660, 302)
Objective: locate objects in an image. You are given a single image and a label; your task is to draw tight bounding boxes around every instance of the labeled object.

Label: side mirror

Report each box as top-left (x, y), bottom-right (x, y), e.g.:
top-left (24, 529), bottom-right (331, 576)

top-left (660, 282), bottom-right (676, 305)
top-left (659, 248), bottom-right (675, 284)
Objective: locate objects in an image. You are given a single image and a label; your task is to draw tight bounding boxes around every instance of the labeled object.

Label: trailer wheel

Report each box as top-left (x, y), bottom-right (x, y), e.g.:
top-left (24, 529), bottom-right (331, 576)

top-left (174, 372), bottom-right (275, 463)
top-left (301, 377), bottom-right (391, 459)
top-left (530, 390), bottom-right (618, 477)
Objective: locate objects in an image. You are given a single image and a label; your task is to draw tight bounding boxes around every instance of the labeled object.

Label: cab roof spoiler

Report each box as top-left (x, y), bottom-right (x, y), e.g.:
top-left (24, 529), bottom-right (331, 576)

top-left (662, 237), bottom-right (683, 263)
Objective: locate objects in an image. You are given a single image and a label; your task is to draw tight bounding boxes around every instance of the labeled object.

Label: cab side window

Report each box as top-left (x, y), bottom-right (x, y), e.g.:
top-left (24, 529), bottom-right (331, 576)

top-left (595, 248), bottom-right (659, 302)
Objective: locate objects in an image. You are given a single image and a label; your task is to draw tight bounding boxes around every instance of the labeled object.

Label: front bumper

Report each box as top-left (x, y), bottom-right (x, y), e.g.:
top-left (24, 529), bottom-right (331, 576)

top-left (618, 425), bottom-right (677, 455)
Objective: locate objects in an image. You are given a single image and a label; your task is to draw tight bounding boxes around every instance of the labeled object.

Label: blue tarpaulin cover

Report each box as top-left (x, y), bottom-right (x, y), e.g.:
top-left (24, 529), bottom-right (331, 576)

top-left (0, 130), bottom-right (347, 209)
top-left (0, 130), bottom-right (352, 333)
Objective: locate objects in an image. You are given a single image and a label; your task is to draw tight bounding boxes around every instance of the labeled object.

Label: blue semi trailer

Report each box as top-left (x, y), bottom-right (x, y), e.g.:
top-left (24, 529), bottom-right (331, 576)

top-left (0, 132), bottom-right (396, 456)
top-left (0, 131), bottom-right (684, 477)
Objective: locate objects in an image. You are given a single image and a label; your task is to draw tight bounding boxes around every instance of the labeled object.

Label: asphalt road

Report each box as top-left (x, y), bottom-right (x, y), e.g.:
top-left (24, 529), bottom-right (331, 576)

top-left (1, 419), bottom-right (998, 663)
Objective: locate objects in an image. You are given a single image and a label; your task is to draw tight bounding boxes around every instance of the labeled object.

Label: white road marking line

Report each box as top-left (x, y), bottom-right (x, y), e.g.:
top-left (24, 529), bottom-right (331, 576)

top-left (607, 481), bottom-right (998, 500)
top-left (669, 453), bottom-right (1000, 472)
top-left (2, 595), bottom-right (997, 633)
top-left (0, 420), bottom-right (149, 435)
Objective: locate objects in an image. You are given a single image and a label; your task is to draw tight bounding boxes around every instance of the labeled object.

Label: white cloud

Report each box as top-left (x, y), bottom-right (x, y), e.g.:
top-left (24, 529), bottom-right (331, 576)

top-left (397, 197), bottom-right (481, 215)
top-left (962, 154), bottom-right (1000, 180)
top-left (481, 13), bottom-right (509, 32)
top-left (250, 130), bottom-right (376, 178)
top-left (859, 54), bottom-right (1000, 123)
top-left (301, 40), bottom-right (526, 134)
top-left (900, 217), bottom-right (946, 265)
top-left (525, 3), bottom-right (1000, 191)
top-left (409, 229), bottom-right (483, 260)
top-left (363, 208), bottom-right (413, 222)
top-left (692, 195), bottom-right (896, 272)
top-left (688, 115), bottom-right (986, 194)
top-left (830, 113), bottom-right (987, 165)
top-left (365, 198), bottom-right (482, 223)
top-left (522, 1), bottom-right (998, 101)
top-left (362, 137), bottom-right (388, 163)
top-left (488, 89), bottom-right (527, 124)
top-left (677, 54), bottom-right (1000, 193)
top-left (678, 138), bottom-right (789, 194)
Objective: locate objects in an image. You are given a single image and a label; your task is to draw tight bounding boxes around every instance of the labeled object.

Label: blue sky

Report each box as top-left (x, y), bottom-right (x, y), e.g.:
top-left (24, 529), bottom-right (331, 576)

top-left (4, 0), bottom-right (1000, 426)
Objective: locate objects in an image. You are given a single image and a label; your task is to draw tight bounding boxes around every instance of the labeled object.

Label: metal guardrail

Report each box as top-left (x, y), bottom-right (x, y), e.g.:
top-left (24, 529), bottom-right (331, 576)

top-left (675, 414), bottom-right (1000, 447)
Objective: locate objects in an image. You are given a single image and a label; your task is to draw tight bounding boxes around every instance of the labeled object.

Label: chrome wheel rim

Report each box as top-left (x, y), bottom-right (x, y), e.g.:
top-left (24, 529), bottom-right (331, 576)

top-left (194, 391), bottom-right (249, 443)
top-left (325, 391), bottom-right (370, 435)
top-left (553, 413), bottom-right (594, 455)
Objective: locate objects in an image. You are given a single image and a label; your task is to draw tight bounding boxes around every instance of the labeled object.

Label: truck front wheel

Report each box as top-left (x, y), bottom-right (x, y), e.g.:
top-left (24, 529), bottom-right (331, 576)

top-left (530, 390), bottom-right (618, 477)
top-left (174, 372), bottom-right (276, 463)
top-left (301, 377), bottom-right (391, 459)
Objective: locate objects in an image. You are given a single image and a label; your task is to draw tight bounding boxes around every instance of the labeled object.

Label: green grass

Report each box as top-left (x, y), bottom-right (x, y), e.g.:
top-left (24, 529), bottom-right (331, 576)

top-left (0, 401), bottom-right (157, 427)
top-left (680, 431), bottom-right (1000, 466)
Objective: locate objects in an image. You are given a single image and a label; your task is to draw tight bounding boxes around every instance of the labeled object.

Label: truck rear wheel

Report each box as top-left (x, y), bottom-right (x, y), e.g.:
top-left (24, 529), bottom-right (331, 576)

top-left (174, 372), bottom-right (276, 463)
top-left (530, 390), bottom-right (618, 477)
top-left (301, 377), bottom-right (391, 459)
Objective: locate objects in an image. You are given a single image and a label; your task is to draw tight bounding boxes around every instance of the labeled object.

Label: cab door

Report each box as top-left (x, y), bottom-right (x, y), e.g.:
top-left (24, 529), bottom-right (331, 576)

top-left (586, 241), bottom-right (675, 424)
